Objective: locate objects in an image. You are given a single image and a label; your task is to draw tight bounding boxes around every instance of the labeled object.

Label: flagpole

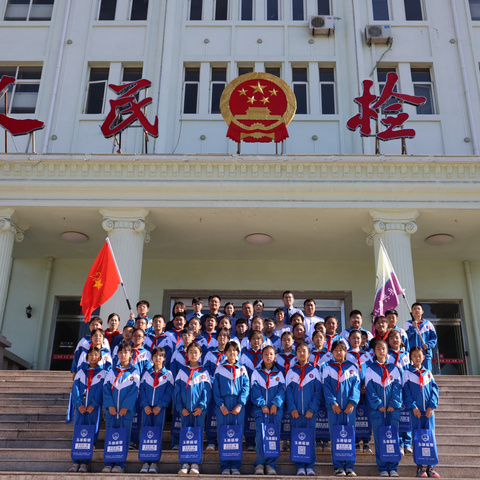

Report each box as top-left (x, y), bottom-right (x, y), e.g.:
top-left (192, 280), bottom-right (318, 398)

top-left (106, 237), bottom-right (133, 314)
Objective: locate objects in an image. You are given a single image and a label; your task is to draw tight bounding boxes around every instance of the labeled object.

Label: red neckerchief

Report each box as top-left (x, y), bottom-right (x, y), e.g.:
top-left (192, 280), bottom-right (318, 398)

top-left (378, 363), bottom-right (390, 387)
top-left (105, 329), bottom-right (121, 344)
top-left (283, 353), bottom-right (295, 374)
top-left (204, 332), bottom-right (215, 344)
top-left (375, 332), bottom-right (389, 341)
top-left (215, 351), bottom-right (225, 366)
top-left (172, 329), bottom-right (182, 347)
top-left (415, 368), bottom-right (424, 391)
top-left (392, 351), bottom-right (400, 366)
top-left (313, 351), bottom-right (321, 368)
top-left (326, 334), bottom-right (335, 351)
top-left (224, 364), bottom-right (238, 383)
top-left (152, 370), bottom-right (163, 388)
top-left (248, 349), bottom-right (262, 368)
top-left (352, 351), bottom-right (362, 369)
top-left (263, 370), bottom-right (276, 390)
top-left (294, 364), bottom-right (309, 390)
top-left (132, 348), bottom-right (140, 363)
top-left (87, 368), bottom-right (95, 393)
top-left (333, 362), bottom-right (347, 392)
top-left (112, 367), bottom-right (129, 391)
top-left (149, 333), bottom-right (166, 353)
top-left (185, 366), bottom-right (203, 389)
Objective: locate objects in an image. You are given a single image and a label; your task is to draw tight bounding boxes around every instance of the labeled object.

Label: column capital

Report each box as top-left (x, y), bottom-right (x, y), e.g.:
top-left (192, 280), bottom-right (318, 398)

top-left (0, 209), bottom-right (24, 243)
top-left (366, 209), bottom-right (418, 246)
top-left (100, 208), bottom-right (153, 243)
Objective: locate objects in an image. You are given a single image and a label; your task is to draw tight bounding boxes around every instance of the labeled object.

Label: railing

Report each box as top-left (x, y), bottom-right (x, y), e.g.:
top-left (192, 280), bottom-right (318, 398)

top-left (0, 335), bottom-right (31, 370)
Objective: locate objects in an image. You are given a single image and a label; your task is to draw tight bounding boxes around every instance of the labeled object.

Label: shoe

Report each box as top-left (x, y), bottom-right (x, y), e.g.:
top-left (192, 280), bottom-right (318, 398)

top-left (390, 471), bottom-right (399, 477)
top-left (297, 468), bottom-right (306, 476)
top-left (417, 467), bottom-right (428, 478)
top-left (363, 443), bottom-right (373, 453)
top-left (129, 441), bottom-right (137, 450)
top-left (346, 469), bottom-right (357, 477)
top-left (334, 468), bottom-right (346, 477)
top-left (282, 440), bottom-right (289, 451)
top-left (323, 441), bottom-right (331, 452)
top-left (231, 468), bottom-right (241, 475)
top-left (255, 465), bottom-right (265, 475)
top-left (266, 466), bottom-right (277, 476)
top-left (206, 443), bottom-right (216, 451)
top-left (190, 463), bottom-right (200, 475)
top-left (78, 464), bottom-right (88, 473)
top-left (102, 466), bottom-right (112, 473)
top-left (380, 472), bottom-right (390, 478)
top-left (355, 443), bottom-right (361, 451)
top-left (307, 468), bottom-right (316, 476)
top-left (222, 469), bottom-right (231, 475)
top-left (405, 446), bottom-right (413, 454)
top-left (172, 444), bottom-right (179, 450)
top-left (140, 462), bottom-right (150, 474)
top-left (111, 466), bottom-right (124, 473)
top-left (400, 446), bottom-right (405, 456)
top-left (149, 464), bottom-right (158, 474)
top-left (427, 467), bottom-right (440, 478)
top-left (247, 445), bottom-right (255, 451)
top-left (69, 464), bottom-right (79, 473)
top-left (316, 441), bottom-right (323, 449)
top-left (179, 464), bottom-right (190, 475)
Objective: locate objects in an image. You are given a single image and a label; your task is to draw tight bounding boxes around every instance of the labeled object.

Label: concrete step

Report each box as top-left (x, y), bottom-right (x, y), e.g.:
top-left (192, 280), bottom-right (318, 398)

top-left (1, 476), bottom-right (476, 480)
top-left (0, 398), bottom-right (69, 406)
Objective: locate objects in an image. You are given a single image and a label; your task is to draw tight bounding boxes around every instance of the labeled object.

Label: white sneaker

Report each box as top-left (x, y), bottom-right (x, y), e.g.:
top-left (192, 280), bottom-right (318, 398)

top-left (149, 463), bottom-right (158, 474)
top-left (390, 471), bottom-right (399, 477)
top-left (111, 466), bottom-right (124, 473)
top-left (255, 465), bottom-right (265, 475)
top-left (206, 443), bottom-right (216, 451)
top-left (179, 464), bottom-right (190, 475)
top-left (380, 472), bottom-right (390, 478)
top-left (231, 468), bottom-right (241, 475)
top-left (140, 462), bottom-right (150, 473)
top-left (190, 464), bottom-right (200, 475)
top-left (101, 466), bottom-right (112, 473)
top-left (222, 469), bottom-right (231, 475)
top-left (297, 468), bottom-right (306, 476)
top-left (307, 468), bottom-right (316, 476)
top-left (78, 463), bottom-right (88, 473)
top-left (400, 446), bottom-right (405, 456)
top-left (69, 463), bottom-right (79, 473)
top-left (265, 466), bottom-right (277, 476)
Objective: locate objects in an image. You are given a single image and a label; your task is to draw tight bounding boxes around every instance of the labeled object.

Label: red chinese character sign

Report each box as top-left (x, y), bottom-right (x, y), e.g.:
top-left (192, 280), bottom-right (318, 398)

top-left (220, 72), bottom-right (296, 143)
top-left (347, 72), bottom-right (426, 143)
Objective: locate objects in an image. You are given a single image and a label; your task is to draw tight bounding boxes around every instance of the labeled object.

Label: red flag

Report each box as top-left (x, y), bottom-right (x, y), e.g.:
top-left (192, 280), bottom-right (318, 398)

top-left (80, 241), bottom-right (120, 323)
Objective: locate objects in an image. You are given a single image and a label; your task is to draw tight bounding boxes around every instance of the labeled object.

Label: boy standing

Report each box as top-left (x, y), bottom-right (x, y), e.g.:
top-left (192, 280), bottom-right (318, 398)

top-left (340, 310), bottom-right (373, 347)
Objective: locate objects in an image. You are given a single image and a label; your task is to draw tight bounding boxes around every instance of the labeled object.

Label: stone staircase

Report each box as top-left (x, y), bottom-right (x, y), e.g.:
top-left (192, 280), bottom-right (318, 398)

top-left (0, 370), bottom-right (478, 479)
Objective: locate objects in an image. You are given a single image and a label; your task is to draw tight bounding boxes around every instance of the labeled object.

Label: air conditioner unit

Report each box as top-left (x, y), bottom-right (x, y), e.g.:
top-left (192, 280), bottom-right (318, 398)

top-left (365, 24), bottom-right (392, 45)
top-left (309, 15), bottom-right (334, 36)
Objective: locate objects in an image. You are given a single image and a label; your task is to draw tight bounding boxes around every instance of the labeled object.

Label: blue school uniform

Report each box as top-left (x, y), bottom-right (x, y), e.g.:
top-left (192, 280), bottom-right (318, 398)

top-left (144, 333), bottom-right (173, 367)
top-left (251, 364), bottom-right (285, 470)
top-left (103, 364), bottom-right (140, 468)
top-left (71, 337), bottom-right (110, 373)
top-left (310, 349), bottom-right (332, 372)
top-left (276, 351), bottom-right (297, 377)
top-left (166, 328), bottom-right (183, 351)
top-left (72, 346), bottom-right (112, 374)
top-left (285, 363), bottom-right (322, 471)
top-left (204, 348), bottom-right (227, 377)
top-left (324, 333), bottom-right (343, 352)
top-left (365, 360), bottom-right (403, 474)
top-left (170, 347), bottom-right (190, 380)
top-left (323, 360), bottom-right (360, 471)
top-left (213, 362), bottom-right (250, 471)
top-left (404, 320), bottom-right (438, 371)
top-left (340, 327), bottom-right (374, 347)
top-left (126, 315), bottom-right (152, 328)
top-left (393, 326), bottom-right (409, 352)
top-left (201, 331), bottom-right (218, 351)
top-left (131, 346), bottom-right (152, 376)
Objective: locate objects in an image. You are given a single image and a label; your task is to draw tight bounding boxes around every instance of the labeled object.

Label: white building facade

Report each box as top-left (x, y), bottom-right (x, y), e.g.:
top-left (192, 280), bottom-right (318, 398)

top-left (0, 0), bottom-right (479, 374)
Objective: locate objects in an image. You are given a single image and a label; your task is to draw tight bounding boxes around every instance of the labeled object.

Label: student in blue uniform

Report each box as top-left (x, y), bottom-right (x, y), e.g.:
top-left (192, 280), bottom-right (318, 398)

top-left (403, 347), bottom-right (440, 479)
top-left (323, 340), bottom-right (361, 477)
top-left (174, 342), bottom-right (212, 476)
top-left (127, 300), bottom-right (152, 329)
top-left (69, 346), bottom-right (106, 473)
top-left (263, 317), bottom-right (281, 351)
top-left (138, 347), bottom-right (174, 474)
top-left (144, 315), bottom-right (173, 368)
top-left (213, 340), bottom-right (250, 475)
top-left (251, 345), bottom-right (285, 476)
top-left (385, 309), bottom-right (409, 352)
top-left (286, 342), bottom-right (322, 476)
top-left (71, 328), bottom-right (112, 374)
top-left (102, 344), bottom-right (140, 474)
top-left (365, 339), bottom-right (403, 478)
top-left (324, 316), bottom-right (343, 352)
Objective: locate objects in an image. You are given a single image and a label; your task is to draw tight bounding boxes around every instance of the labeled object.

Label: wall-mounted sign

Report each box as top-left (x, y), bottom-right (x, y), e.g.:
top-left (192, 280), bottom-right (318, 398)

top-left (220, 72), bottom-right (296, 144)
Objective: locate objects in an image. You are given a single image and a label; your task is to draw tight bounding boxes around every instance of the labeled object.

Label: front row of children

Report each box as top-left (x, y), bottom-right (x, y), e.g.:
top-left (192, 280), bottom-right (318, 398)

top-left (70, 335), bottom-right (439, 478)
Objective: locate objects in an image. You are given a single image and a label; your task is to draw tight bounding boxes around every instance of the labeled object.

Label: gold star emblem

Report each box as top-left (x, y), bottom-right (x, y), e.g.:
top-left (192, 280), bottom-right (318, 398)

top-left (247, 96), bottom-right (256, 104)
top-left (269, 88), bottom-right (278, 96)
top-left (91, 272), bottom-right (103, 290)
top-left (252, 82), bottom-right (266, 94)
top-left (238, 88), bottom-right (247, 96)
top-left (260, 97), bottom-right (270, 105)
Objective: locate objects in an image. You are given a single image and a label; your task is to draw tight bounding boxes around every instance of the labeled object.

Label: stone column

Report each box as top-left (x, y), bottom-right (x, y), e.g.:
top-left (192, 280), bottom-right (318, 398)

top-left (366, 209), bottom-right (419, 328)
top-left (0, 209), bottom-right (24, 334)
top-left (99, 209), bottom-right (151, 325)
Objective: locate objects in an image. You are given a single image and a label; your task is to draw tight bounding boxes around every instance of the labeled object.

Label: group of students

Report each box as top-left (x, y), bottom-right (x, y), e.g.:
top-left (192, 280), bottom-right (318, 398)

top-left (69, 292), bottom-right (440, 478)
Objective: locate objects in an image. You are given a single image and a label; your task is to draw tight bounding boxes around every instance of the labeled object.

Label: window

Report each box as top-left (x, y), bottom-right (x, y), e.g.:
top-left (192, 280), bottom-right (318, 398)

top-left (189, 0), bottom-right (202, 20)
top-left (292, 67), bottom-right (308, 114)
top-left (130, 0), bottom-right (148, 20)
top-left (183, 67), bottom-right (200, 114)
top-left (238, 66), bottom-right (254, 76)
top-left (319, 67), bottom-right (335, 114)
top-left (377, 67), bottom-right (398, 112)
top-left (0, 66), bottom-right (42, 114)
top-left (404, 0), bottom-right (423, 20)
top-left (215, 0), bottom-right (228, 19)
top-left (265, 66), bottom-right (281, 77)
top-left (292, 0), bottom-right (304, 20)
top-left (469, 0), bottom-right (480, 20)
top-left (317, 0), bottom-right (330, 15)
top-left (85, 67), bottom-right (109, 114)
top-left (4, 0), bottom-right (54, 21)
top-left (98, 0), bottom-right (116, 20)
top-left (372, 0), bottom-right (389, 20)
top-left (241, 0), bottom-right (253, 20)
top-left (122, 67), bottom-right (143, 82)
top-left (266, 0), bottom-right (279, 20)
top-left (210, 67), bottom-right (227, 114)
top-left (411, 68), bottom-right (435, 114)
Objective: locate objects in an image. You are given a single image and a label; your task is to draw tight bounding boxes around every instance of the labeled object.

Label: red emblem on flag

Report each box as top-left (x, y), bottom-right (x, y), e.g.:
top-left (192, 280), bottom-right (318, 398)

top-left (220, 72), bottom-right (296, 144)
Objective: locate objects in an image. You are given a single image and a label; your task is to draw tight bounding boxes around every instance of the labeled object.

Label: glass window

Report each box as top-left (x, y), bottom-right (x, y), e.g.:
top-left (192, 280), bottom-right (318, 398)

top-left (183, 67), bottom-right (200, 114)
top-left (377, 67), bottom-right (398, 112)
top-left (189, 0), bottom-right (202, 20)
top-left (319, 67), bottom-right (335, 114)
top-left (411, 68), bottom-right (435, 114)
top-left (292, 67), bottom-right (308, 114)
top-left (238, 66), bottom-right (254, 76)
top-left (0, 66), bottom-right (42, 114)
top-left (265, 66), bottom-right (281, 77)
top-left (85, 67), bottom-right (109, 114)
top-left (404, 0), bottom-right (423, 20)
top-left (98, 0), bottom-right (116, 20)
top-left (317, 0), bottom-right (330, 15)
top-left (210, 67), bottom-right (227, 114)
top-left (469, 0), bottom-right (480, 20)
top-left (4, 0), bottom-right (54, 21)
top-left (266, 0), bottom-right (279, 20)
top-left (292, 0), bottom-right (304, 20)
top-left (122, 67), bottom-right (143, 82)
top-left (372, 0), bottom-right (389, 20)
top-left (215, 0), bottom-right (228, 19)
top-left (130, 0), bottom-right (148, 20)
top-left (241, 0), bottom-right (253, 20)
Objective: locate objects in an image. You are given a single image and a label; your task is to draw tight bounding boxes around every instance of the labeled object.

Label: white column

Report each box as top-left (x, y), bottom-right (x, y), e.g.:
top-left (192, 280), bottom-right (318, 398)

top-left (0, 208), bottom-right (24, 333)
top-left (366, 209), bottom-right (419, 328)
top-left (99, 209), bottom-right (151, 326)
